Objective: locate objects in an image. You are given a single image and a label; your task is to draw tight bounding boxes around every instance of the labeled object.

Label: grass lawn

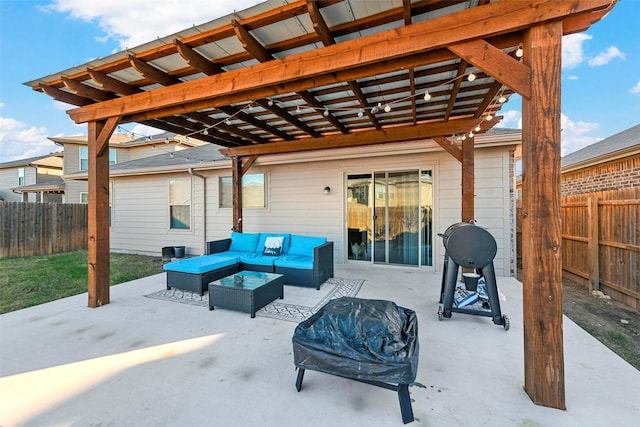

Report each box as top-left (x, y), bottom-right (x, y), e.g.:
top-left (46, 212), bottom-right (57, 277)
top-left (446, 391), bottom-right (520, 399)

top-left (0, 251), bottom-right (165, 314)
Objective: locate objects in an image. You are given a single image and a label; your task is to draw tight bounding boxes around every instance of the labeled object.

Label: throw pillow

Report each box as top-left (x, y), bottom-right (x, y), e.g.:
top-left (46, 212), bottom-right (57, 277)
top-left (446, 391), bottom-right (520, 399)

top-left (263, 236), bottom-right (284, 256)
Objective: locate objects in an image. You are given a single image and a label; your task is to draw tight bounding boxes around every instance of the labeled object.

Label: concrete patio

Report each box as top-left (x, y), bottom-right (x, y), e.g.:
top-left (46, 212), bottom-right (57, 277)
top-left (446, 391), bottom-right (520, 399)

top-left (1, 263), bottom-right (639, 426)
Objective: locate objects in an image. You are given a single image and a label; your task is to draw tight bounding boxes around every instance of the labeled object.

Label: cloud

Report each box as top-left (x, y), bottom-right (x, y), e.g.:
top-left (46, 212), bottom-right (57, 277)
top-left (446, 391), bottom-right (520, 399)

top-left (630, 81), bottom-right (640, 95)
top-left (48, 0), bottom-right (263, 49)
top-left (562, 33), bottom-right (592, 69)
top-left (0, 116), bottom-right (59, 161)
top-left (588, 46), bottom-right (625, 66)
top-left (495, 109), bottom-right (522, 129)
top-left (562, 34), bottom-right (624, 70)
top-left (560, 114), bottom-right (601, 156)
top-left (131, 123), bottom-right (164, 137)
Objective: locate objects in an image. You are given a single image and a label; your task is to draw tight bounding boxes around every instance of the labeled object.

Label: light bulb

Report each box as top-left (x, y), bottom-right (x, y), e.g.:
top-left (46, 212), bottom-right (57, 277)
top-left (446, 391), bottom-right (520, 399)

top-left (323, 107), bottom-right (329, 117)
top-left (486, 114), bottom-right (493, 121)
top-left (475, 125), bottom-right (481, 132)
top-left (423, 91), bottom-right (431, 101)
top-left (225, 118), bottom-right (232, 125)
top-left (498, 95), bottom-right (507, 103)
top-left (384, 104), bottom-right (391, 113)
top-left (467, 73), bottom-right (476, 82)
top-left (268, 99), bottom-right (274, 106)
top-left (516, 47), bottom-right (523, 58)
top-left (371, 106), bottom-right (378, 114)
top-left (468, 131), bottom-right (474, 138)
top-left (203, 129), bottom-right (209, 135)
top-left (358, 108), bottom-right (364, 117)
top-left (296, 105), bottom-right (301, 113)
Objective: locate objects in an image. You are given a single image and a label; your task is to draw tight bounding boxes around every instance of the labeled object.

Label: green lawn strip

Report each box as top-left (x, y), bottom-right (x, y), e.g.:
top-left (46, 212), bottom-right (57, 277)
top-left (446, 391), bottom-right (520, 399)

top-left (0, 251), bottom-right (164, 314)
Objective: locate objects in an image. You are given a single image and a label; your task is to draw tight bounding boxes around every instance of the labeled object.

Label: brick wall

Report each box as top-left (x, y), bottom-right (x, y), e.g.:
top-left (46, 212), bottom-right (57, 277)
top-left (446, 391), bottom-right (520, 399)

top-left (561, 156), bottom-right (640, 196)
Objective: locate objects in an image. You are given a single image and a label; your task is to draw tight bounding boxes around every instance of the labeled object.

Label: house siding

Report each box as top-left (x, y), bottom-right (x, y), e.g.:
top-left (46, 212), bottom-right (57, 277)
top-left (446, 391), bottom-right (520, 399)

top-left (0, 166), bottom-right (37, 201)
top-left (109, 143), bottom-right (516, 276)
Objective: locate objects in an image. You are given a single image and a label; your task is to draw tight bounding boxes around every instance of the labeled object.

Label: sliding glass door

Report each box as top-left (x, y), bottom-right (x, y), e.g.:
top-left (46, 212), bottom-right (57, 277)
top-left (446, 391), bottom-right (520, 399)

top-left (347, 169), bottom-right (433, 267)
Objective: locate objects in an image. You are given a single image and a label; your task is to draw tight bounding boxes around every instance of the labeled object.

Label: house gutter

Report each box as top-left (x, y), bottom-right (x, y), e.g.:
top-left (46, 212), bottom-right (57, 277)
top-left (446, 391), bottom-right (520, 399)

top-left (188, 168), bottom-right (207, 254)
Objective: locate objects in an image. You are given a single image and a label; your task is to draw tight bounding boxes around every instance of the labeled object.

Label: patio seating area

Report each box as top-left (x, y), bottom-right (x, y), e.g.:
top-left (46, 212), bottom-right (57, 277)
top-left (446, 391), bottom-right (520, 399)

top-left (1, 264), bottom-right (639, 426)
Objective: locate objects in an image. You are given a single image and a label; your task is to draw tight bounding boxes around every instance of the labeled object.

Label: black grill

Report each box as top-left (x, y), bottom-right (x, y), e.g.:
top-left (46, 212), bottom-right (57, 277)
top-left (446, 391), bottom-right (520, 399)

top-left (438, 222), bottom-right (509, 329)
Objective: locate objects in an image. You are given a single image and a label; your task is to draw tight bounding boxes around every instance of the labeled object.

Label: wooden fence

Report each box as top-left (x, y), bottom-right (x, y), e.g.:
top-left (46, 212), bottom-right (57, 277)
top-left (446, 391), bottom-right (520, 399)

top-left (0, 201), bottom-right (88, 258)
top-left (516, 188), bottom-right (640, 310)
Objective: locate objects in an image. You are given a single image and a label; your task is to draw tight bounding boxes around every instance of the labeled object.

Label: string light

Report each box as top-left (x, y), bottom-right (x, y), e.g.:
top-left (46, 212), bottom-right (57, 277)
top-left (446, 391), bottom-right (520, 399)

top-left (117, 69), bottom-right (508, 148)
top-left (516, 46), bottom-right (523, 58)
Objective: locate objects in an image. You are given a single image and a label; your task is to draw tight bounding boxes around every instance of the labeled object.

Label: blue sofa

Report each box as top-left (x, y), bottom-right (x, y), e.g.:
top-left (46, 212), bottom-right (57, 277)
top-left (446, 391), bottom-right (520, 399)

top-left (164, 232), bottom-right (334, 295)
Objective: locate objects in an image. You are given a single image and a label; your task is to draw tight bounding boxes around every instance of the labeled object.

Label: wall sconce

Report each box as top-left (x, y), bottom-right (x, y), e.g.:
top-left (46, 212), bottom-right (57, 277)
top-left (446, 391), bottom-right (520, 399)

top-left (323, 186), bottom-right (331, 195)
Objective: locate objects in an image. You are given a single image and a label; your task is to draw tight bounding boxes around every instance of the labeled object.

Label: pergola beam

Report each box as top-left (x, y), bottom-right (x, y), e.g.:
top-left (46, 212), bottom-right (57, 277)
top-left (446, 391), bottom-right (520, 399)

top-left (220, 117), bottom-right (498, 157)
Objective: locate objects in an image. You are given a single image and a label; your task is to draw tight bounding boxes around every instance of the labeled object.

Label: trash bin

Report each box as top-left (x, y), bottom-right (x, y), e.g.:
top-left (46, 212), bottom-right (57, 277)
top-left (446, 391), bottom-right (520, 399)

top-left (174, 246), bottom-right (185, 258)
top-left (162, 246), bottom-right (175, 261)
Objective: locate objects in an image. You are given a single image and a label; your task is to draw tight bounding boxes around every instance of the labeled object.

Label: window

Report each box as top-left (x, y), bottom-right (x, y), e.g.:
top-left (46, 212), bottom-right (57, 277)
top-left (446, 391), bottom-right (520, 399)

top-left (79, 147), bottom-right (116, 171)
top-left (169, 178), bottom-right (191, 229)
top-left (17, 168), bottom-right (24, 186)
top-left (80, 192), bottom-right (88, 203)
top-left (219, 173), bottom-right (266, 208)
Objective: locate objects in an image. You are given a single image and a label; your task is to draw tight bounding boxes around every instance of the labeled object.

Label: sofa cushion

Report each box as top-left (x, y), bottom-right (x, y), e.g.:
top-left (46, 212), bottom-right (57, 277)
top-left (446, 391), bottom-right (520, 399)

top-left (274, 255), bottom-right (314, 270)
top-left (287, 235), bottom-right (327, 258)
top-left (229, 231), bottom-right (260, 253)
top-left (256, 233), bottom-right (291, 254)
top-left (240, 252), bottom-right (279, 267)
top-left (263, 236), bottom-right (285, 256)
top-left (163, 254), bottom-right (238, 274)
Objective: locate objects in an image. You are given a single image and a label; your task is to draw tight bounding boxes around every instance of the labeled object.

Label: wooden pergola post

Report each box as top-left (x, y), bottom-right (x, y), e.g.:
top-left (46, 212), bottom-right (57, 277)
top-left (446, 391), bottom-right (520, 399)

top-left (461, 136), bottom-right (475, 223)
top-left (87, 117), bottom-right (118, 307)
top-left (232, 156), bottom-right (243, 232)
top-left (521, 22), bottom-right (565, 409)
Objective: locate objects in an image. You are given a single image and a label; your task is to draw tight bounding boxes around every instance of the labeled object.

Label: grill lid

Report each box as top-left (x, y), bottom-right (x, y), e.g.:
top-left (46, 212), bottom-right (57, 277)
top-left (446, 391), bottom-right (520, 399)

top-left (440, 222), bottom-right (497, 269)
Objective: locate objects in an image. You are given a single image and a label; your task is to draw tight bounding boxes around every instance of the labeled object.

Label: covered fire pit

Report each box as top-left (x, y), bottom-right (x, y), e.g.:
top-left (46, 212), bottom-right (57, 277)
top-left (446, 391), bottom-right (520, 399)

top-left (292, 297), bottom-right (419, 424)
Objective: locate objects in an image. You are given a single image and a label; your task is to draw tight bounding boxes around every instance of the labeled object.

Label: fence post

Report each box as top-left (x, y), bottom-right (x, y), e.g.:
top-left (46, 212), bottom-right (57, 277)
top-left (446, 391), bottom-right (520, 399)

top-left (587, 195), bottom-right (600, 292)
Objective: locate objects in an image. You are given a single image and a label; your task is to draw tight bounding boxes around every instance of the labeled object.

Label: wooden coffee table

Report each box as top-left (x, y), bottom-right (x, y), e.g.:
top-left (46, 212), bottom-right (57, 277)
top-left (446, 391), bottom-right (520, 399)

top-left (208, 271), bottom-right (284, 318)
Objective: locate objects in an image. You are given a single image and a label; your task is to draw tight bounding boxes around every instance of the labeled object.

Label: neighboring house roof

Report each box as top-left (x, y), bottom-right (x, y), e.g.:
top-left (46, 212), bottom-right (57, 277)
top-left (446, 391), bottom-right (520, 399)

top-left (0, 152), bottom-right (63, 169)
top-left (65, 143), bottom-right (229, 179)
top-left (48, 132), bottom-right (207, 148)
top-left (12, 178), bottom-right (65, 193)
top-left (561, 123), bottom-right (640, 171)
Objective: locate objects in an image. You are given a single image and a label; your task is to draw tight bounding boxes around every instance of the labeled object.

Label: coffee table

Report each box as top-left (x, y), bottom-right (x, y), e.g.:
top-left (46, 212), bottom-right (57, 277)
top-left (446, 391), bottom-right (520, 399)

top-left (208, 271), bottom-right (284, 318)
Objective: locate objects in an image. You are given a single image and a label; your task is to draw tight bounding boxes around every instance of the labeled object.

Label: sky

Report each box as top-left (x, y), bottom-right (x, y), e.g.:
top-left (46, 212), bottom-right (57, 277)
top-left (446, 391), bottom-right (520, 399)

top-left (1, 0), bottom-right (639, 162)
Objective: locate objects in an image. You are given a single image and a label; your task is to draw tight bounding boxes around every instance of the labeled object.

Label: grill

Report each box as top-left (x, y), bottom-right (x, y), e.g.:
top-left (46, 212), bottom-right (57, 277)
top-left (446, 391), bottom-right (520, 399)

top-left (438, 222), bottom-right (509, 329)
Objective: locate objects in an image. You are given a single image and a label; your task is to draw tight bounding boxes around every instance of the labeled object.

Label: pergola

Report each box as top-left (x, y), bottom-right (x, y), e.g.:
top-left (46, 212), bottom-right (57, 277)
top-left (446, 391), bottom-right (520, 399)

top-left (26, 0), bottom-right (616, 410)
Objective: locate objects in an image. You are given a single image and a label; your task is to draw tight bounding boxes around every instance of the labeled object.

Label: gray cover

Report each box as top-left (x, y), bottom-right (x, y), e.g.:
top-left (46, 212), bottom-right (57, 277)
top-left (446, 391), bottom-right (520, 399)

top-left (292, 297), bottom-right (419, 384)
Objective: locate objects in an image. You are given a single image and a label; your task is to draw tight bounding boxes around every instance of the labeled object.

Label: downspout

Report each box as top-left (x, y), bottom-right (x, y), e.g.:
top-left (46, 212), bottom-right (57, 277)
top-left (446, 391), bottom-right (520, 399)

top-left (188, 168), bottom-right (207, 254)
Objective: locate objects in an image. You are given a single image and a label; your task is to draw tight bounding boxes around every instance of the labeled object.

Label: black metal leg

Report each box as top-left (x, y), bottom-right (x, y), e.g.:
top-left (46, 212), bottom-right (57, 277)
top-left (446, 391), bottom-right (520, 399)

top-left (295, 368), bottom-right (305, 391)
top-left (397, 383), bottom-right (414, 424)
